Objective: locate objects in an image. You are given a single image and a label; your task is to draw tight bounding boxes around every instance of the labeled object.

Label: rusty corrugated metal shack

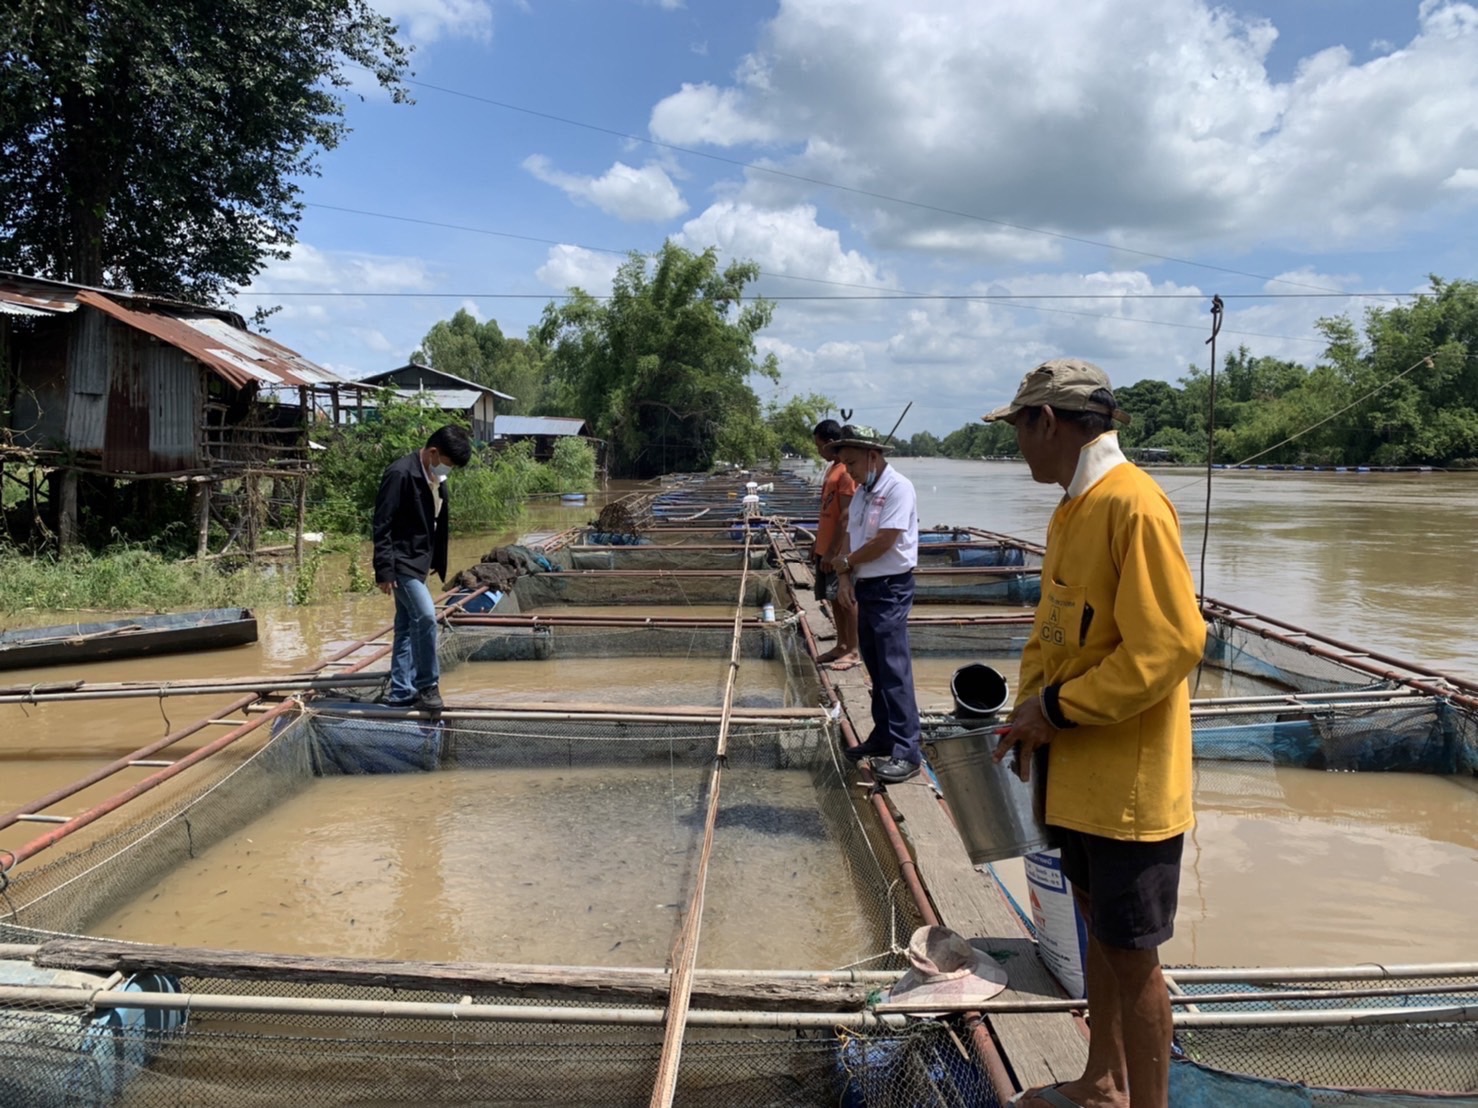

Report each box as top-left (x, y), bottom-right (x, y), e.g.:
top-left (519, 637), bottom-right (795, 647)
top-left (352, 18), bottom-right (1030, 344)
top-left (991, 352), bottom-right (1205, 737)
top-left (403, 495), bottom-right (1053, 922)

top-left (0, 271), bottom-right (359, 556)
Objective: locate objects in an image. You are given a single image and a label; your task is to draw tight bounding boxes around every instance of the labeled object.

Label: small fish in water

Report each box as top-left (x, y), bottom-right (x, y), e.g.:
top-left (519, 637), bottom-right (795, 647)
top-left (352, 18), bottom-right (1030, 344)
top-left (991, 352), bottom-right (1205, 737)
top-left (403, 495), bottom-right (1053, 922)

top-left (609, 941), bottom-right (623, 951)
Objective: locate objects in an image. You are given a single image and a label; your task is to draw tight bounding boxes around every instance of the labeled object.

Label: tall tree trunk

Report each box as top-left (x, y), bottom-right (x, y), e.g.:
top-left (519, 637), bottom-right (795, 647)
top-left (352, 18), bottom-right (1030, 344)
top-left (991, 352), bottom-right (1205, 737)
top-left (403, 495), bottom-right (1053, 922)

top-left (59, 87), bottom-right (107, 287)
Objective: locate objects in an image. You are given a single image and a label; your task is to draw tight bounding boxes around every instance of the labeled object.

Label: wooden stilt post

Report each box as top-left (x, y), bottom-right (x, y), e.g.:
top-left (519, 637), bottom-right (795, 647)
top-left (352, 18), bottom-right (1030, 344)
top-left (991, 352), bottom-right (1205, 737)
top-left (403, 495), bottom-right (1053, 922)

top-left (244, 474), bottom-right (259, 559)
top-left (296, 386), bottom-right (310, 565)
top-left (295, 473), bottom-right (308, 565)
top-left (58, 469), bottom-right (78, 552)
top-left (192, 478), bottom-right (211, 558)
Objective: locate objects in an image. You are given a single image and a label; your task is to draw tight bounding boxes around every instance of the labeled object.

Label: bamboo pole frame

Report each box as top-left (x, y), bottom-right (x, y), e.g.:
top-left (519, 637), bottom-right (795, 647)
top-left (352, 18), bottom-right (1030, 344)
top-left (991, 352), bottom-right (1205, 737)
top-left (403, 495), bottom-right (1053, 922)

top-left (8, 984), bottom-right (1465, 1031)
top-left (649, 530), bottom-right (753, 1108)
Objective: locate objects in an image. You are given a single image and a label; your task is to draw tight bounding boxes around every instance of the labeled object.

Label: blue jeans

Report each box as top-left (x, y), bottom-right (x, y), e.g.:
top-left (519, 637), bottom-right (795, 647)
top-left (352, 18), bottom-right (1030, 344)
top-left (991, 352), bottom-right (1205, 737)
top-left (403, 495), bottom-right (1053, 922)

top-left (855, 572), bottom-right (921, 764)
top-left (389, 575), bottom-right (439, 702)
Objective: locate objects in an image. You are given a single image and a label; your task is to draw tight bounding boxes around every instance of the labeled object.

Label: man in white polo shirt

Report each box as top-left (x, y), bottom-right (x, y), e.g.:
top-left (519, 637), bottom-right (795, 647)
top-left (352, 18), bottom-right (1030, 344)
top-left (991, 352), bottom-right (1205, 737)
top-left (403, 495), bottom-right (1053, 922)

top-left (831, 426), bottom-right (922, 784)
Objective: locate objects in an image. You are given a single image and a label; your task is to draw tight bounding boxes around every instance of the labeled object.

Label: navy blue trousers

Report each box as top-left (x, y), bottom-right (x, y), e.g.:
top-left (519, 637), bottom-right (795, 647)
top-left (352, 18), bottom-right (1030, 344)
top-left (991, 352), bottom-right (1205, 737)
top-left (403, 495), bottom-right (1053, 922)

top-left (855, 572), bottom-right (921, 764)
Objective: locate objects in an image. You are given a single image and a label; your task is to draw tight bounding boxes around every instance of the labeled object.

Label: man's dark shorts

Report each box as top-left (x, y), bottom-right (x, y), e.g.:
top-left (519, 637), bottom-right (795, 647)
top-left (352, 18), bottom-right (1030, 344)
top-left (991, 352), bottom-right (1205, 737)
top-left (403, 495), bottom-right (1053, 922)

top-left (1056, 828), bottom-right (1184, 951)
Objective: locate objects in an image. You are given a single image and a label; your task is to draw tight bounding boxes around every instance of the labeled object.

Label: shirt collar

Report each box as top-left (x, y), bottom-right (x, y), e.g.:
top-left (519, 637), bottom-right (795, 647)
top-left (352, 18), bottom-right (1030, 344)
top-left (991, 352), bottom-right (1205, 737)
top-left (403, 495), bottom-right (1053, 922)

top-left (861, 461), bottom-right (895, 498)
top-left (1066, 431), bottom-right (1128, 498)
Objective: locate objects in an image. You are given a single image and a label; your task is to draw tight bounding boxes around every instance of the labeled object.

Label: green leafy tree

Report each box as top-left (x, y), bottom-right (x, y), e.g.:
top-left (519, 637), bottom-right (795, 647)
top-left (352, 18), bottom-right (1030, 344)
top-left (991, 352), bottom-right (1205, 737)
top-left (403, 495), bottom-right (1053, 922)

top-left (1353, 279), bottom-right (1478, 465)
top-left (308, 392), bottom-right (595, 536)
top-left (536, 242), bottom-right (779, 477)
top-left (904, 431), bottom-right (942, 457)
top-left (412, 310), bottom-right (551, 414)
top-left (1116, 378), bottom-right (1188, 448)
top-left (0, 0), bottom-right (408, 299)
top-left (414, 311), bottom-right (506, 377)
top-left (938, 421), bottom-right (1017, 459)
top-left (766, 393), bottom-right (836, 460)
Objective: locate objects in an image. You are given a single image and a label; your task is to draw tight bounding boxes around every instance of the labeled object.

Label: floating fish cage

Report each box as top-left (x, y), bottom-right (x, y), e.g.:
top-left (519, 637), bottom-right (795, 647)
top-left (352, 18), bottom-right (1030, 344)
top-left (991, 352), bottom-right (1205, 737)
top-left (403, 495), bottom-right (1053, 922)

top-left (6, 507), bottom-right (1478, 1106)
top-left (0, 708), bottom-right (932, 1106)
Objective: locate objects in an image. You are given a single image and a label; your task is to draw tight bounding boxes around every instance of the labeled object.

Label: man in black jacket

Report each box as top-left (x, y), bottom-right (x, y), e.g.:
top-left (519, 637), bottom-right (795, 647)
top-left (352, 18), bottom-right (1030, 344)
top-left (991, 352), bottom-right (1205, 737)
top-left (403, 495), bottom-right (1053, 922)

top-left (372, 424), bottom-right (473, 711)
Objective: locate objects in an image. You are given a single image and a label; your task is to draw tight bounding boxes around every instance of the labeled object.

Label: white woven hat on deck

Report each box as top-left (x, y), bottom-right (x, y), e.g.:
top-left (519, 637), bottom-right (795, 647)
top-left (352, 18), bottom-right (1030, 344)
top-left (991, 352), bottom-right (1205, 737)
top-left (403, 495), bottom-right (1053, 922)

top-left (880, 925), bottom-right (1009, 1013)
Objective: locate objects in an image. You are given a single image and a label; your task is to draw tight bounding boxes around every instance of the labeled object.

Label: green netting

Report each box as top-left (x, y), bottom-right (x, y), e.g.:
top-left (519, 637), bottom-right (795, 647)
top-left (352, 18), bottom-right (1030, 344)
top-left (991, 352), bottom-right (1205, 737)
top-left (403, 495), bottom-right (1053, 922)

top-left (511, 572), bottom-right (782, 609)
top-left (7, 557), bottom-right (1478, 1105)
top-left (579, 528), bottom-right (754, 547)
top-left (565, 548), bottom-right (772, 572)
top-left (1175, 1003), bottom-right (1478, 1094)
top-left (446, 620), bottom-right (793, 662)
top-left (439, 620), bottom-right (822, 711)
top-left (0, 1008), bottom-right (999, 1108)
top-left (911, 573), bottom-right (1041, 606)
top-left (1201, 617), bottom-right (1390, 695)
top-left (904, 621), bottom-right (1033, 657)
top-left (0, 698), bottom-right (937, 1106)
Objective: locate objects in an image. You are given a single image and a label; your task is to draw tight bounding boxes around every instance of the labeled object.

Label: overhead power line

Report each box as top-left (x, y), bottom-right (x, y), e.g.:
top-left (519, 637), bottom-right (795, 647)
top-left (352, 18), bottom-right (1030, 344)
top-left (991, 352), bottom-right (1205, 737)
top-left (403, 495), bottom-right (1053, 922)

top-left (242, 286), bottom-right (1412, 302)
top-left (367, 68), bottom-right (1370, 297)
top-left (299, 202), bottom-right (1414, 311)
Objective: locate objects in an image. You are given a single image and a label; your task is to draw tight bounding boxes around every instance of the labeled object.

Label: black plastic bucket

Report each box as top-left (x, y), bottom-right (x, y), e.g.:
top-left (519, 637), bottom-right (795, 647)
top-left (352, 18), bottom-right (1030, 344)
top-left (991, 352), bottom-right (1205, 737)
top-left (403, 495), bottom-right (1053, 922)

top-left (950, 663), bottom-right (1010, 718)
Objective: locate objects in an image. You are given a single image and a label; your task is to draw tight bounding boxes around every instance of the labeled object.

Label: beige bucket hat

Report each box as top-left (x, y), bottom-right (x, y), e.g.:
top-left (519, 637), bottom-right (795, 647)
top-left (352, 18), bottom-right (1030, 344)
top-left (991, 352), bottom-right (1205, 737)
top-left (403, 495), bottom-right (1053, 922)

top-left (878, 925), bottom-right (1009, 1013)
top-left (982, 357), bottom-right (1131, 425)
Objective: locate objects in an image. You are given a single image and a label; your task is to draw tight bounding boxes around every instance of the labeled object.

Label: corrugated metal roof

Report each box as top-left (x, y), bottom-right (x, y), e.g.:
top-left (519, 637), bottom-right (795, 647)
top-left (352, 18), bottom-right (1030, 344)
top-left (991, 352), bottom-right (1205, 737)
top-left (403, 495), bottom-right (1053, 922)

top-left (362, 364), bottom-right (516, 402)
top-left (76, 290), bottom-right (356, 390)
top-left (360, 388), bottom-right (483, 411)
top-left (0, 271), bottom-right (232, 319)
top-left (494, 416), bottom-right (590, 437)
top-left (0, 275), bottom-right (80, 314)
top-left (0, 300), bottom-right (52, 317)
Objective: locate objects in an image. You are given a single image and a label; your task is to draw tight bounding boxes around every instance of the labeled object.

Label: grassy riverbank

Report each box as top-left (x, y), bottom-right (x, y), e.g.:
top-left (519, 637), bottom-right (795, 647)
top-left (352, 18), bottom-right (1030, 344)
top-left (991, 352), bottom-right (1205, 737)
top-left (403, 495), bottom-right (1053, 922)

top-left (0, 400), bottom-right (602, 615)
top-left (0, 546), bottom-right (289, 615)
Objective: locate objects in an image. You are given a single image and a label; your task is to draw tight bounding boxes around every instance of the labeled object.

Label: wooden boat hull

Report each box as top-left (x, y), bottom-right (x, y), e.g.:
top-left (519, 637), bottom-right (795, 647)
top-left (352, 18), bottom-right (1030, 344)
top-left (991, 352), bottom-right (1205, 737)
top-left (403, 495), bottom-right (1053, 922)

top-left (0, 608), bottom-right (259, 671)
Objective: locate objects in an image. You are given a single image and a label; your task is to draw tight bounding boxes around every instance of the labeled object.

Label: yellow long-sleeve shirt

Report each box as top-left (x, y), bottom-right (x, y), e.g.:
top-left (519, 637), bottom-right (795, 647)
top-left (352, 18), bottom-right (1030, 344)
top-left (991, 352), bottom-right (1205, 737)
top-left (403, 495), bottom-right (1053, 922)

top-left (1017, 449), bottom-right (1206, 841)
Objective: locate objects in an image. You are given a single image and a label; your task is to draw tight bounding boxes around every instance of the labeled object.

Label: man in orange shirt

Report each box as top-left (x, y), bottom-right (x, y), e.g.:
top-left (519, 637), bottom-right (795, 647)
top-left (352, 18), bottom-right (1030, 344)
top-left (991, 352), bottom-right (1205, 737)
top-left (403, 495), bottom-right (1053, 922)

top-left (812, 419), bottom-right (858, 668)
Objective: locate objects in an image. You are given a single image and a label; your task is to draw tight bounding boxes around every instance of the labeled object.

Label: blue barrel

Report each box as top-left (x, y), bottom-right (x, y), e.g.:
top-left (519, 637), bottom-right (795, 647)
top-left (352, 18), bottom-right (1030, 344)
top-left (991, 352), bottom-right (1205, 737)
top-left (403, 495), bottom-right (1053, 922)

top-left (0, 963), bottom-right (185, 1107)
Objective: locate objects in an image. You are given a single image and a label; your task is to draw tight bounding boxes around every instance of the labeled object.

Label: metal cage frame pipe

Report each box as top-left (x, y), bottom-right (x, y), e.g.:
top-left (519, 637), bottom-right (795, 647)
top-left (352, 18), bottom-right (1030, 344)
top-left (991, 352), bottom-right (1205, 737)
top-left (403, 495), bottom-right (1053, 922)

top-left (1, 699), bottom-right (298, 874)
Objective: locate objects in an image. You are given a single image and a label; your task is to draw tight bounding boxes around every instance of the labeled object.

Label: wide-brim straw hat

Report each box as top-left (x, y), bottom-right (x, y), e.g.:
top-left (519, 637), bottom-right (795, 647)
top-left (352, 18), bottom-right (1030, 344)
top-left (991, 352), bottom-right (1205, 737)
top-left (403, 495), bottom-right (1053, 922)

top-left (831, 424), bottom-right (893, 453)
top-left (879, 925), bottom-right (1009, 1013)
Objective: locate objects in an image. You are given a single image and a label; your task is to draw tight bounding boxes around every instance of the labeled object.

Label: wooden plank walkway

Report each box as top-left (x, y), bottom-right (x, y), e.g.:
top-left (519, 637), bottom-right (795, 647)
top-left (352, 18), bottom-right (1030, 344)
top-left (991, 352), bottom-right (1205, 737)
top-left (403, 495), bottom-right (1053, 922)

top-left (789, 561), bottom-right (1089, 1092)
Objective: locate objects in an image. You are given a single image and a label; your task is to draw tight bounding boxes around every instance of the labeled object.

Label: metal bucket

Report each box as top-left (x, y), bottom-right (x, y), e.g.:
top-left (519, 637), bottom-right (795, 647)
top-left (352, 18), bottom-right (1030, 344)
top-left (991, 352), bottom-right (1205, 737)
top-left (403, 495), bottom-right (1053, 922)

top-left (950, 663), bottom-right (1010, 717)
top-left (925, 729), bottom-right (1059, 864)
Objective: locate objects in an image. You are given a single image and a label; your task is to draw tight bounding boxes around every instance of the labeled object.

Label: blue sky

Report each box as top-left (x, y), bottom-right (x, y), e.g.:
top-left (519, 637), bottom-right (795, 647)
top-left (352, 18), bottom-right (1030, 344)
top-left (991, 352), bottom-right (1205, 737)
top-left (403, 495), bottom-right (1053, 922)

top-left (233, 0), bottom-right (1478, 435)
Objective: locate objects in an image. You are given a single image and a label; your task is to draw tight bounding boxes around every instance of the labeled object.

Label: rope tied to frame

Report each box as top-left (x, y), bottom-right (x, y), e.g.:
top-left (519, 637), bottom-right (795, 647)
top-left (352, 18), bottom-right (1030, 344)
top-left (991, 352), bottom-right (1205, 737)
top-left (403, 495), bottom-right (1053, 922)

top-left (1199, 294), bottom-right (1224, 617)
top-left (0, 849), bottom-right (17, 918)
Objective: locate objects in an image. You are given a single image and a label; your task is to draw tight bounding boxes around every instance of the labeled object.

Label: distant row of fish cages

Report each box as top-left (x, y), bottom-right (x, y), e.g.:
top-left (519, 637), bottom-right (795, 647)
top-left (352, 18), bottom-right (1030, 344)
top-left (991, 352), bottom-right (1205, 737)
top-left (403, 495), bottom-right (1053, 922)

top-left (1210, 463), bottom-right (1445, 473)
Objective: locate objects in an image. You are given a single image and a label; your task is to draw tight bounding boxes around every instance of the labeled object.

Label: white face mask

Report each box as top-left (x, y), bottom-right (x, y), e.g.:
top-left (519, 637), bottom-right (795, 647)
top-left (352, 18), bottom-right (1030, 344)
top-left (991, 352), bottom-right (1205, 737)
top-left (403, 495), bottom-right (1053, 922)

top-left (430, 463), bottom-right (452, 479)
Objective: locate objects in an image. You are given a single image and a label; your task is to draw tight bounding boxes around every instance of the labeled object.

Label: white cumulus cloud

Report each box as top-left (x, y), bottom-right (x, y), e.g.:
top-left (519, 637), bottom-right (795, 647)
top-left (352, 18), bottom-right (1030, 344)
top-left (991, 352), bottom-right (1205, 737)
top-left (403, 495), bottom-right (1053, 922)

top-left (374, 0), bottom-right (494, 44)
top-left (676, 201), bottom-right (888, 295)
top-left (647, 0), bottom-right (1478, 256)
top-left (252, 242), bottom-right (434, 294)
top-left (1444, 167), bottom-right (1478, 191)
top-left (523, 156), bottom-right (688, 222)
top-left (536, 245), bottom-right (622, 295)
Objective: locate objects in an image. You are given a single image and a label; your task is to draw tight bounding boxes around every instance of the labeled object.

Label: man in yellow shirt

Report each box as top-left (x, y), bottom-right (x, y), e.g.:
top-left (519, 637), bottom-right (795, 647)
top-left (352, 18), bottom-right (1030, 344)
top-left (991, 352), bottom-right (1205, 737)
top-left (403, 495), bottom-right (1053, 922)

top-left (982, 359), bottom-right (1205, 1108)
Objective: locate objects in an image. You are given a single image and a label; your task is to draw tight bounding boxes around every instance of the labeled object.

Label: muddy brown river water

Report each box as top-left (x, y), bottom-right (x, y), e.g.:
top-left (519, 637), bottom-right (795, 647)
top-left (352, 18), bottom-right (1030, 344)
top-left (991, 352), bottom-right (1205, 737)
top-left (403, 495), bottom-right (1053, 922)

top-left (5, 466), bottom-right (1478, 968)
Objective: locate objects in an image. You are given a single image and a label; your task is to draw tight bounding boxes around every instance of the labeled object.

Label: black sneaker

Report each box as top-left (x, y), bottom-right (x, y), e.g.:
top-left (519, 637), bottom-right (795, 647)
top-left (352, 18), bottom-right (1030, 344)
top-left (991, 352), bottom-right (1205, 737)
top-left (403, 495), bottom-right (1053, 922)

top-left (378, 691), bottom-right (419, 709)
top-left (416, 685), bottom-right (445, 714)
top-left (869, 758), bottom-right (921, 784)
top-left (843, 736), bottom-right (892, 762)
